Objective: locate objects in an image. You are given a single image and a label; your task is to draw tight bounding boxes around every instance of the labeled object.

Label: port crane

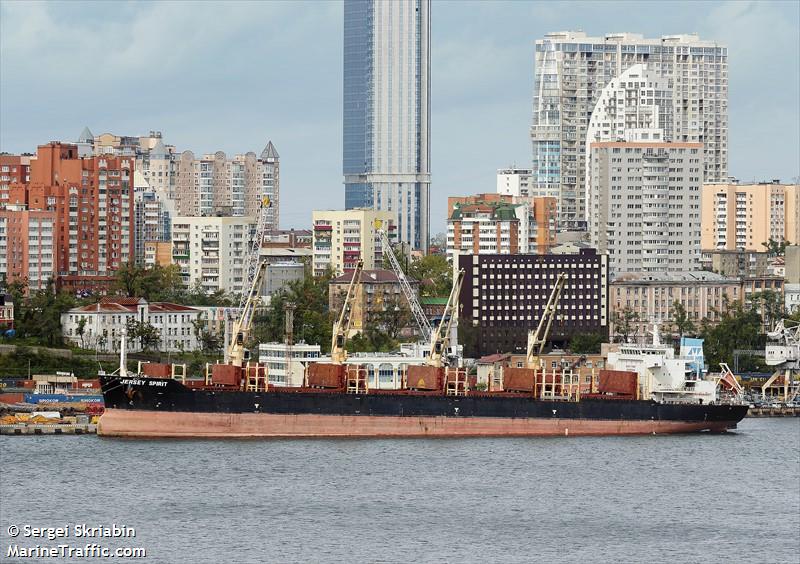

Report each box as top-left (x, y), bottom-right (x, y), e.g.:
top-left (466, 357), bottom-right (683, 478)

top-left (330, 259), bottom-right (364, 365)
top-left (526, 273), bottom-right (567, 370)
top-left (224, 195), bottom-right (272, 367)
top-left (762, 319), bottom-right (800, 402)
top-left (426, 268), bottom-right (465, 368)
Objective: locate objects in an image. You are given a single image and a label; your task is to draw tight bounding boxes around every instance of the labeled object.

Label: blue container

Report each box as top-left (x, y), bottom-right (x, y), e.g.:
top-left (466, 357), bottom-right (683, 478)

top-left (23, 394), bottom-right (102, 404)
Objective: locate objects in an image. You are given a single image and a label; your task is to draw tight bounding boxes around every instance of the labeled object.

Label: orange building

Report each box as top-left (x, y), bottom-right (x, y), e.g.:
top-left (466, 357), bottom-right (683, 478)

top-left (0, 143), bottom-right (135, 294)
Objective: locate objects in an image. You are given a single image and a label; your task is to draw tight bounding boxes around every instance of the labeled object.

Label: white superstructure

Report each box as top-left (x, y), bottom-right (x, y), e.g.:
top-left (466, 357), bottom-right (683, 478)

top-left (606, 324), bottom-right (717, 404)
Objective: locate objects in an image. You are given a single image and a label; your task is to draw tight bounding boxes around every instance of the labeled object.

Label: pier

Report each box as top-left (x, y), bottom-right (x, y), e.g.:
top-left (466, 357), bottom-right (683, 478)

top-left (746, 406), bottom-right (800, 418)
top-left (0, 424), bottom-right (97, 435)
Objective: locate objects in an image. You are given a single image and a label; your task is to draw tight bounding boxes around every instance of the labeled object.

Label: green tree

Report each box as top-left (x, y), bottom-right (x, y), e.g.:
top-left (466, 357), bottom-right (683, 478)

top-left (748, 290), bottom-right (785, 332)
top-left (192, 319), bottom-right (222, 354)
top-left (611, 306), bottom-right (639, 343)
top-left (761, 237), bottom-right (791, 257)
top-left (569, 332), bottom-right (604, 354)
top-left (700, 299), bottom-right (765, 371)
top-left (670, 301), bottom-right (695, 339)
top-left (125, 319), bottom-right (161, 352)
top-left (76, 317), bottom-right (88, 348)
top-left (14, 280), bottom-right (76, 347)
top-left (113, 263), bottom-right (187, 302)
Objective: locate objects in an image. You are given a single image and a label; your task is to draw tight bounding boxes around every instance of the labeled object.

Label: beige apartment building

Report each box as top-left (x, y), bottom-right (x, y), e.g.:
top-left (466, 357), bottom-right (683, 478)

top-left (174, 143), bottom-right (280, 229)
top-left (312, 209), bottom-right (395, 276)
top-left (610, 271), bottom-right (741, 339)
top-left (701, 180), bottom-right (800, 251)
top-left (589, 142), bottom-right (703, 275)
top-left (171, 216), bottom-right (255, 295)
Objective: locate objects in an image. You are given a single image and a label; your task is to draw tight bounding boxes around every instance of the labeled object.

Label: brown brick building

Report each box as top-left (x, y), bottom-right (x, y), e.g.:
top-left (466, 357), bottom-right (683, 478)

top-left (0, 143), bottom-right (134, 294)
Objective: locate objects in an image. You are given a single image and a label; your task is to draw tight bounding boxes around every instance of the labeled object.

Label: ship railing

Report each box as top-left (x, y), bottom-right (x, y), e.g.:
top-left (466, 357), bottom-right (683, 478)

top-left (538, 368), bottom-right (581, 402)
top-left (345, 365), bottom-right (368, 394)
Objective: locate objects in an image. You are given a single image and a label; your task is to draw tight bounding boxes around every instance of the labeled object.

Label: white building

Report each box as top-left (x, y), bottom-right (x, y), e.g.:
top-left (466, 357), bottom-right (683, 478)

top-left (172, 216), bottom-right (255, 295)
top-left (312, 209), bottom-right (395, 276)
top-left (258, 342), bottom-right (322, 387)
top-left (589, 141), bottom-right (703, 275)
top-left (531, 32), bottom-right (728, 227)
top-left (497, 168), bottom-right (533, 198)
top-left (62, 298), bottom-right (202, 353)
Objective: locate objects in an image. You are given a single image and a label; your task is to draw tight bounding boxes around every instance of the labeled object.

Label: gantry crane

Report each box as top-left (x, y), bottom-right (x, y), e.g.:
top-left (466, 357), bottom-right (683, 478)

top-left (526, 273), bottom-right (567, 370)
top-left (330, 259), bottom-right (364, 365)
top-left (762, 319), bottom-right (800, 402)
top-left (375, 225), bottom-right (432, 343)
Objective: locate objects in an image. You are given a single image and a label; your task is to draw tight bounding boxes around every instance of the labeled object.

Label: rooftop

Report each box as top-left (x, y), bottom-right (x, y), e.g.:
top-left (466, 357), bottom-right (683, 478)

top-left (612, 271), bottom-right (739, 284)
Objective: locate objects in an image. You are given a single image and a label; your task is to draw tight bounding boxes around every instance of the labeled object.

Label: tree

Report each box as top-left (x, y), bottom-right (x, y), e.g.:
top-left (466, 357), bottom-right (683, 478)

top-left (13, 280), bottom-right (76, 347)
top-left (192, 319), bottom-right (222, 354)
top-left (761, 238), bottom-right (790, 257)
top-left (76, 317), bottom-right (88, 349)
top-left (700, 300), bottom-right (765, 372)
top-left (113, 263), bottom-right (186, 302)
top-left (670, 301), bottom-right (695, 339)
top-left (125, 319), bottom-right (161, 352)
top-left (569, 332), bottom-right (604, 354)
top-left (611, 307), bottom-right (639, 343)
top-left (748, 290), bottom-right (785, 333)
top-left (408, 254), bottom-right (453, 297)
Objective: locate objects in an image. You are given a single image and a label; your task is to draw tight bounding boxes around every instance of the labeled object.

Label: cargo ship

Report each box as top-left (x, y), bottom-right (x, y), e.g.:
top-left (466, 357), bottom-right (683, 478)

top-left (97, 266), bottom-right (747, 438)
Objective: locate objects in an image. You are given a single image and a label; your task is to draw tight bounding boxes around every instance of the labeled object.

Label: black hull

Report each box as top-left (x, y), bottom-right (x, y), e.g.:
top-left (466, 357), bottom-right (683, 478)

top-left (100, 376), bottom-right (748, 426)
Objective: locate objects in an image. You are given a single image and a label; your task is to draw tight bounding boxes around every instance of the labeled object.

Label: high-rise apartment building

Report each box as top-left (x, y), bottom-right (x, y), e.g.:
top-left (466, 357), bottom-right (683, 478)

top-left (343, 0), bottom-right (431, 252)
top-left (497, 168), bottom-right (533, 198)
top-left (700, 181), bottom-right (800, 252)
top-left (0, 142), bottom-right (135, 293)
top-left (0, 208), bottom-right (57, 291)
top-left (446, 193), bottom-right (557, 261)
top-left (175, 143), bottom-right (279, 229)
top-left (589, 141), bottom-right (703, 275)
top-left (171, 216), bottom-right (255, 295)
top-left (531, 32), bottom-right (727, 227)
top-left (312, 209), bottom-right (395, 276)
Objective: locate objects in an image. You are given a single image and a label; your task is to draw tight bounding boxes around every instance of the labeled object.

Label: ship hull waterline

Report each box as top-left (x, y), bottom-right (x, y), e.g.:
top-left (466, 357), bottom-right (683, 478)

top-left (98, 408), bottom-right (739, 438)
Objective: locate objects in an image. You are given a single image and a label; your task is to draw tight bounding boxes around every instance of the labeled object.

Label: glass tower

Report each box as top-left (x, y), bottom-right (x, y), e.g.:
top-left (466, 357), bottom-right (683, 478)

top-left (343, 0), bottom-right (431, 252)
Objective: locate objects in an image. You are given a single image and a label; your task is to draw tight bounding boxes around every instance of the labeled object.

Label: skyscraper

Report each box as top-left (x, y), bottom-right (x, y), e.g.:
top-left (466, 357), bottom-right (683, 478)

top-left (343, 0), bottom-right (431, 252)
top-left (531, 32), bottom-right (728, 229)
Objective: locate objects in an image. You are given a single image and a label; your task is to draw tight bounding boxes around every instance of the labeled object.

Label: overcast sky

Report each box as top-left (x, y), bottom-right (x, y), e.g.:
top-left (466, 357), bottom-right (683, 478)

top-left (1, 1), bottom-right (798, 233)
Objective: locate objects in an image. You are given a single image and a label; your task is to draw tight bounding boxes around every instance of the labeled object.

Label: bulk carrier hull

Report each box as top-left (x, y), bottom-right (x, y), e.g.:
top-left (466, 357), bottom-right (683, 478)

top-left (98, 375), bottom-right (748, 438)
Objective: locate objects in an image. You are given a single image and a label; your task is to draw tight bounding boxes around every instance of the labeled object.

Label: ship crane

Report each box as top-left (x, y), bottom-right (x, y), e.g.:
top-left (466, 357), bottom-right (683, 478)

top-left (330, 259), bottom-right (364, 365)
top-left (526, 273), bottom-right (567, 370)
top-left (426, 268), bottom-right (465, 368)
top-left (762, 319), bottom-right (800, 402)
top-left (375, 225), bottom-right (432, 343)
top-left (225, 195), bottom-right (272, 367)
top-left (226, 260), bottom-right (268, 368)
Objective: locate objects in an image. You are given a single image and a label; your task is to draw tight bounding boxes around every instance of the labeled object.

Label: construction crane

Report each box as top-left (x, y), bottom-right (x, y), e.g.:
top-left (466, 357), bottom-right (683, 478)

top-left (526, 273), bottom-right (567, 370)
top-left (239, 195), bottom-right (272, 313)
top-left (375, 225), bottom-right (432, 343)
top-left (330, 259), bottom-right (364, 365)
top-left (226, 260), bottom-right (268, 368)
top-left (426, 268), bottom-right (465, 368)
top-left (762, 319), bottom-right (800, 402)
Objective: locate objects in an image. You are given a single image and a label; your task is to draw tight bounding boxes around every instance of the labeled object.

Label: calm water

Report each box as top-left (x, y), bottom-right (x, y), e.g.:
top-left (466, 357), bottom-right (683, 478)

top-left (1, 418), bottom-right (798, 564)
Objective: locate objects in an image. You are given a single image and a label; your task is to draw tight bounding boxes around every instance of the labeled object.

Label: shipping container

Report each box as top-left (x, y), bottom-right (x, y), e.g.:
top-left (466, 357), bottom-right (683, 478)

top-left (406, 366), bottom-right (443, 391)
top-left (307, 364), bottom-right (345, 389)
top-left (598, 370), bottom-right (638, 397)
top-left (502, 367), bottom-right (537, 392)
top-left (210, 365), bottom-right (242, 387)
top-left (0, 392), bottom-right (25, 404)
top-left (23, 394), bottom-right (103, 404)
top-left (141, 363), bottom-right (173, 378)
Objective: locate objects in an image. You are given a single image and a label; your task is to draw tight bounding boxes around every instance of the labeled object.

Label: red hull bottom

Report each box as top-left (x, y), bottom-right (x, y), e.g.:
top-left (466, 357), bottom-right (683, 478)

top-left (98, 409), bottom-right (737, 438)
